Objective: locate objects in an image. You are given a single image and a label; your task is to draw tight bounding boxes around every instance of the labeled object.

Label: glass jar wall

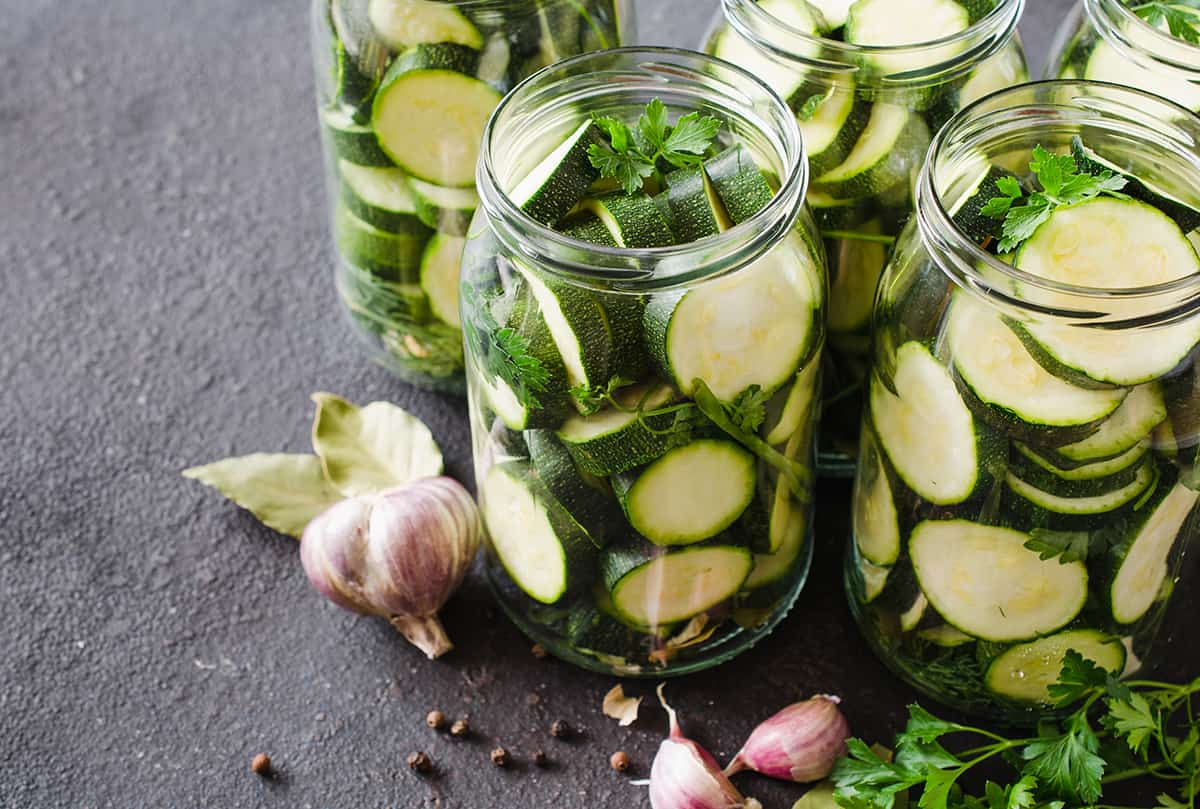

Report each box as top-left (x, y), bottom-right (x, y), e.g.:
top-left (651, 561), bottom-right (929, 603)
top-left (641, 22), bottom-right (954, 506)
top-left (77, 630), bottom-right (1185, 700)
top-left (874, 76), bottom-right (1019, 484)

top-left (464, 48), bottom-right (827, 676)
top-left (311, 0), bottom-right (634, 393)
top-left (846, 82), bottom-right (1200, 721)
top-left (705, 0), bottom-right (1026, 474)
top-left (1049, 0), bottom-right (1200, 113)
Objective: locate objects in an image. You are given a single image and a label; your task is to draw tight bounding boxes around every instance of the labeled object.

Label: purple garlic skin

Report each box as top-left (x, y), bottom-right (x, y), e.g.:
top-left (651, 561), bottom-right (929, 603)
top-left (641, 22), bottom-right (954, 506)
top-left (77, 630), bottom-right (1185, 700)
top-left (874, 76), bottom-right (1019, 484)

top-left (650, 685), bottom-right (761, 809)
top-left (723, 695), bottom-right (850, 783)
top-left (300, 477), bottom-right (481, 659)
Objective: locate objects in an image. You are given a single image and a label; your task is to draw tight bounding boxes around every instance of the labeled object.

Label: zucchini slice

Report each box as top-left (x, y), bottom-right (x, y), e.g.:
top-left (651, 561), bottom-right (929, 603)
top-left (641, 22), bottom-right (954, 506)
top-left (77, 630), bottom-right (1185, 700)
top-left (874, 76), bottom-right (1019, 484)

top-left (710, 0), bottom-right (819, 103)
top-left (854, 431), bottom-right (901, 566)
top-left (418, 234), bottom-right (465, 327)
top-left (856, 557), bottom-right (891, 603)
top-left (482, 462), bottom-right (595, 604)
top-left (918, 625), bottom-right (974, 647)
top-left (1110, 480), bottom-right (1199, 625)
top-left (703, 144), bottom-right (775, 225)
top-left (339, 160), bottom-right (425, 233)
top-left (985, 630), bottom-right (1125, 705)
top-left (408, 178), bottom-right (478, 236)
top-left (515, 262), bottom-right (613, 395)
top-left (601, 541), bottom-right (753, 626)
top-left (372, 51), bottom-right (501, 187)
top-left (645, 231), bottom-right (819, 400)
top-left (1085, 37), bottom-right (1200, 114)
top-left (367, 0), bottom-right (485, 50)
top-left (1014, 438), bottom-right (1151, 483)
top-left (1042, 384), bottom-right (1167, 464)
top-left (1071, 137), bottom-right (1200, 234)
top-left (335, 204), bottom-right (430, 280)
top-left (556, 382), bottom-right (677, 476)
top-left (746, 429), bottom-right (810, 587)
top-left (526, 430), bottom-right (618, 548)
top-left (763, 357), bottom-right (821, 446)
top-left (870, 342), bottom-right (988, 505)
top-left (613, 440), bottom-right (757, 546)
top-left (947, 293), bottom-right (1127, 438)
top-left (1005, 461), bottom-right (1155, 517)
top-left (815, 105), bottom-right (930, 200)
top-left (795, 84), bottom-right (872, 177)
top-left (663, 166), bottom-right (732, 242)
top-left (511, 120), bottom-right (601, 227)
top-left (844, 0), bottom-right (971, 75)
top-left (828, 219), bottom-right (888, 333)
top-left (910, 520), bottom-right (1089, 642)
top-left (321, 106), bottom-right (395, 167)
top-left (1013, 198), bottom-right (1200, 386)
top-left (808, 0), bottom-right (854, 30)
top-left (583, 193), bottom-right (677, 248)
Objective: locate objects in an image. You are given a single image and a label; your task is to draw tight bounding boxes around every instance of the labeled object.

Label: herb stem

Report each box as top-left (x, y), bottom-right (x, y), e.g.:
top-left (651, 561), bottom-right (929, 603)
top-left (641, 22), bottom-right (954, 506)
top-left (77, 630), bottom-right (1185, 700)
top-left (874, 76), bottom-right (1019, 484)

top-left (821, 230), bottom-right (897, 245)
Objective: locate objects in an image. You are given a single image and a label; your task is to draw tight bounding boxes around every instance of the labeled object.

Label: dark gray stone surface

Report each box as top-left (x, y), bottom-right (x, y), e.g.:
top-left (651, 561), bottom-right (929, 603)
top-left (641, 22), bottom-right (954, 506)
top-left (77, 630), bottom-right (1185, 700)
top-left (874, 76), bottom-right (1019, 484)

top-left (2, 1), bottom-right (1171, 807)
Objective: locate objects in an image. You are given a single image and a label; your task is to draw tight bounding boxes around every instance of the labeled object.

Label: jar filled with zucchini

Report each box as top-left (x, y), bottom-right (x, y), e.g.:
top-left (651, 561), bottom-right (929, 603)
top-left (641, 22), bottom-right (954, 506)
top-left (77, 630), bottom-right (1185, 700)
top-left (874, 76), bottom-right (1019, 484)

top-left (311, 0), bottom-right (633, 392)
top-left (1049, 0), bottom-right (1200, 112)
top-left (463, 48), bottom-right (827, 676)
top-left (704, 0), bottom-right (1027, 474)
top-left (847, 82), bottom-right (1200, 720)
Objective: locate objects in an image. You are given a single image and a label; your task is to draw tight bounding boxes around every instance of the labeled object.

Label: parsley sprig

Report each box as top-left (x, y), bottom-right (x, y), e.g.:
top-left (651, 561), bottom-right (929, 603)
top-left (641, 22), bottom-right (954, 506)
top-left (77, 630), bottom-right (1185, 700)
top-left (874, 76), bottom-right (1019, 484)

top-left (981, 143), bottom-right (1129, 253)
top-left (461, 286), bottom-right (549, 410)
top-left (832, 652), bottom-right (1200, 809)
top-left (587, 98), bottom-right (722, 195)
top-left (1130, 1), bottom-right (1200, 44)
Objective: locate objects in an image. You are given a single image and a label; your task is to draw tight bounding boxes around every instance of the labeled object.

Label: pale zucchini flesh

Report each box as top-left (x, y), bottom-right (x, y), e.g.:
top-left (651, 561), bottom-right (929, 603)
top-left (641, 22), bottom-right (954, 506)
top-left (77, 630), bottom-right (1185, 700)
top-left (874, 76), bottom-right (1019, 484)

top-left (1111, 482), bottom-right (1198, 624)
top-left (985, 630), bottom-right (1125, 704)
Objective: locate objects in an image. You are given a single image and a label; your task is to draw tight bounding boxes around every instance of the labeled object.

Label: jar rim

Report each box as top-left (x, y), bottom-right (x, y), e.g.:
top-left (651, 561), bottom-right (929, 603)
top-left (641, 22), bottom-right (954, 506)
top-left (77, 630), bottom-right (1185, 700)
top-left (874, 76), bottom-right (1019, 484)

top-left (918, 80), bottom-right (1200, 325)
top-left (720, 0), bottom-right (1024, 84)
top-left (1086, 0), bottom-right (1200, 75)
top-left (476, 46), bottom-right (809, 291)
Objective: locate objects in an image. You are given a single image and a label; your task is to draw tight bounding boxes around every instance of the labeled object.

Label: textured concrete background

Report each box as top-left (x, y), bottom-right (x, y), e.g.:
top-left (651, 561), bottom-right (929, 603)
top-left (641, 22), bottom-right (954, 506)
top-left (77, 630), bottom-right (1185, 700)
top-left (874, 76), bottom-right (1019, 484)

top-left (1, 1), bottom-right (1158, 808)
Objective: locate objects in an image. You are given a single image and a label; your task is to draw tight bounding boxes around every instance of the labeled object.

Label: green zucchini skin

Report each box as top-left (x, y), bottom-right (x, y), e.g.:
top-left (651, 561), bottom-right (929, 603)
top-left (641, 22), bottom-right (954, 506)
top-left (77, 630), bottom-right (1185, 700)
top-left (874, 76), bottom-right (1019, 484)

top-left (321, 106), bottom-right (396, 167)
top-left (1071, 137), bottom-right (1200, 234)
top-left (526, 430), bottom-right (621, 549)
top-left (703, 144), bottom-right (775, 225)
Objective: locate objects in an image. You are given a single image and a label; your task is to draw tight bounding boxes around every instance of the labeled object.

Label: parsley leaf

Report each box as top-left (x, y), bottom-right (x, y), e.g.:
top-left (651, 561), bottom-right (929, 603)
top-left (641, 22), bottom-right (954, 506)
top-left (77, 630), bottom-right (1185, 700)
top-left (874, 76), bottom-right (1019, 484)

top-left (661, 111), bottom-right (722, 167)
top-left (729, 385), bottom-right (769, 433)
top-left (897, 704), bottom-right (967, 744)
top-left (1131, 1), bottom-right (1200, 45)
top-left (1023, 529), bottom-right (1092, 565)
top-left (1020, 712), bottom-right (1105, 804)
top-left (587, 98), bottom-right (722, 195)
top-left (569, 376), bottom-right (634, 417)
top-left (461, 286), bottom-right (549, 410)
top-left (1107, 692), bottom-right (1159, 756)
top-left (637, 98), bottom-right (670, 153)
top-left (587, 142), bottom-right (655, 195)
top-left (1046, 649), bottom-right (1110, 706)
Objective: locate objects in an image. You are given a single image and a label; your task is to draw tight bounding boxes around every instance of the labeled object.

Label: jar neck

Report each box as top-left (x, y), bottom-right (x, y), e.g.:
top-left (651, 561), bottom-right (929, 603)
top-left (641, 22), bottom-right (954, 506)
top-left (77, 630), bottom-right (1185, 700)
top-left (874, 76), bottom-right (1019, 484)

top-left (475, 47), bottom-right (807, 292)
top-left (721, 0), bottom-right (1023, 85)
top-left (1086, 0), bottom-right (1200, 78)
top-left (916, 80), bottom-right (1200, 327)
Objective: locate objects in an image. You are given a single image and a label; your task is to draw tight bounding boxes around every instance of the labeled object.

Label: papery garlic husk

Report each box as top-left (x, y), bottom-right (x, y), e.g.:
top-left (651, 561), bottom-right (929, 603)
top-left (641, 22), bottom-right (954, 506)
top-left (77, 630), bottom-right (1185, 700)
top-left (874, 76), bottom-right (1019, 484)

top-left (650, 685), bottom-right (760, 809)
top-left (723, 695), bottom-right (850, 783)
top-left (299, 477), bottom-right (481, 659)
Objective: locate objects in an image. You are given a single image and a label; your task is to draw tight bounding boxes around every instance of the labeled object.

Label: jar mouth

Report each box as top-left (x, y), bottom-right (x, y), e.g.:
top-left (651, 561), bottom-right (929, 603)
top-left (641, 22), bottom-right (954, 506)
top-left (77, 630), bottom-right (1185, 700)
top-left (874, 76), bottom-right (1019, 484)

top-left (721, 0), bottom-right (1024, 84)
top-left (919, 80), bottom-right (1200, 326)
top-left (1087, 0), bottom-right (1200, 76)
top-left (476, 47), bottom-right (808, 292)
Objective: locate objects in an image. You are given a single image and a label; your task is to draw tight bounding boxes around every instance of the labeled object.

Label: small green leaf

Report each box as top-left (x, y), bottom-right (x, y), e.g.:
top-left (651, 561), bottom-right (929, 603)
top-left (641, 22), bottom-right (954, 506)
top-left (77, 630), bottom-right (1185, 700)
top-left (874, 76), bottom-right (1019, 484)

top-left (593, 115), bottom-right (631, 153)
top-left (898, 704), bottom-right (966, 744)
top-left (1024, 529), bottom-right (1091, 564)
top-left (183, 453), bottom-right (341, 538)
top-left (1107, 692), bottom-right (1159, 756)
top-left (638, 97), bottom-right (670, 152)
top-left (995, 176), bottom-right (1023, 199)
top-left (662, 110), bottom-right (722, 159)
top-left (1005, 776), bottom-right (1037, 809)
top-left (1020, 712), bottom-right (1105, 804)
top-left (311, 393), bottom-right (443, 497)
top-left (587, 143), bottom-right (655, 195)
top-left (1047, 649), bottom-right (1110, 706)
top-left (795, 93), bottom-right (827, 122)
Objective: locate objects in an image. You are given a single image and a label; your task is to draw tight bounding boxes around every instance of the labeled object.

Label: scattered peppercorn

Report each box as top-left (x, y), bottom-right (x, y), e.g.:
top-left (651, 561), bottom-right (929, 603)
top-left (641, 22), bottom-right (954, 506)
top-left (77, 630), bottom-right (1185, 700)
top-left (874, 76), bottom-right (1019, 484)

top-left (550, 719), bottom-right (573, 739)
top-left (533, 750), bottom-right (548, 768)
top-left (425, 710), bottom-right (445, 730)
top-left (530, 643), bottom-right (547, 659)
top-left (250, 753), bottom-right (272, 776)
top-left (450, 718), bottom-right (471, 738)
top-left (490, 747), bottom-right (510, 767)
top-left (610, 751), bottom-right (631, 773)
top-left (407, 751), bottom-right (433, 774)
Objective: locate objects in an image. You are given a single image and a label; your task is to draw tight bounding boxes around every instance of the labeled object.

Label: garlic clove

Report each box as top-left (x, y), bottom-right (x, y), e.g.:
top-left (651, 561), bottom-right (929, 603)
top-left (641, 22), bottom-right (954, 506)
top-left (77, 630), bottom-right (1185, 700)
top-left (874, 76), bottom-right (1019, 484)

top-left (723, 695), bottom-right (850, 784)
top-left (300, 496), bottom-right (374, 614)
top-left (650, 685), bottom-right (759, 809)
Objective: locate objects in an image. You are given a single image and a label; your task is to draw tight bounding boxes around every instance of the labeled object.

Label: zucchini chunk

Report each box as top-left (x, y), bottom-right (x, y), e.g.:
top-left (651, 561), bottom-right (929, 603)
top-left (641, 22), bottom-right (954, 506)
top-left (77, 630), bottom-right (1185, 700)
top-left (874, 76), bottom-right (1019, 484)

top-left (1040, 384), bottom-right (1167, 464)
top-left (515, 262), bottom-right (613, 395)
top-left (663, 166), bottom-right (732, 241)
top-left (408, 178), bottom-right (478, 236)
top-left (582, 193), bottom-right (677, 248)
top-left (367, 0), bottom-right (485, 50)
top-left (703, 144), bottom-right (776, 225)
top-left (560, 213), bottom-right (619, 247)
top-left (418, 234), bottom-right (465, 327)
top-left (1110, 479), bottom-right (1199, 625)
top-left (815, 105), bottom-right (930, 200)
top-left (1013, 198), bottom-right (1200, 386)
top-left (1005, 461), bottom-right (1155, 517)
top-left (556, 382), bottom-right (677, 476)
top-left (613, 440), bottom-right (757, 546)
top-left (335, 204), bottom-right (430, 280)
top-left (339, 160), bottom-right (425, 233)
top-left (321, 106), bottom-right (395, 167)
top-left (526, 430), bottom-right (618, 548)
top-left (845, 0), bottom-right (971, 74)
top-left (794, 84), bottom-right (872, 177)
top-left (910, 520), bottom-right (1089, 642)
top-left (645, 231), bottom-right (819, 400)
top-left (985, 630), bottom-right (1125, 704)
top-left (482, 462), bottom-right (596, 604)
top-left (601, 541), bottom-right (753, 626)
top-left (710, 0), bottom-right (819, 103)
top-left (870, 342), bottom-right (989, 505)
top-left (854, 431), bottom-right (901, 566)
top-left (947, 293), bottom-right (1127, 440)
top-left (511, 120), bottom-right (602, 227)
top-left (948, 164), bottom-right (1019, 246)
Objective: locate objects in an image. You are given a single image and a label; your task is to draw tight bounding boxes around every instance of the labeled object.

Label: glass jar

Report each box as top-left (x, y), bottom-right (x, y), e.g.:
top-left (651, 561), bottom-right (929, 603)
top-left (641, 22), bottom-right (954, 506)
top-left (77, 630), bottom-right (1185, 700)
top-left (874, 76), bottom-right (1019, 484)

top-left (705, 0), bottom-right (1027, 474)
top-left (311, 0), bottom-right (635, 393)
top-left (464, 48), bottom-right (827, 676)
top-left (846, 81), bottom-right (1200, 721)
top-left (1048, 0), bottom-right (1200, 113)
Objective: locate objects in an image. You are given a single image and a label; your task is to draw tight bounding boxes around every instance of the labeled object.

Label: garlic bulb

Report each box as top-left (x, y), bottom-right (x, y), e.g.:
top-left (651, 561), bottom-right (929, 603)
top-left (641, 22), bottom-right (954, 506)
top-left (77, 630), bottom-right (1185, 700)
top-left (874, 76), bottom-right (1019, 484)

top-left (650, 685), bottom-right (761, 809)
top-left (723, 695), bottom-right (850, 783)
top-left (300, 477), bottom-right (481, 659)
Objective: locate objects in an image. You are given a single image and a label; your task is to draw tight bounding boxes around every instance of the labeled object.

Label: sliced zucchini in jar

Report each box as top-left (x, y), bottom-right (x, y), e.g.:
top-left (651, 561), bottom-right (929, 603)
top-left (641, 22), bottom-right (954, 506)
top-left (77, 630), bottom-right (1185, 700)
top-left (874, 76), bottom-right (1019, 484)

top-left (510, 120), bottom-right (602, 227)
top-left (367, 0), bottom-right (485, 50)
top-left (870, 342), bottom-right (991, 505)
top-left (855, 557), bottom-right (891, 603)
top-left (372, 48), bottom-right (501, 187)
top-left (794, 84), bottom-right (872, 177)
top-left (1070, 137), bottom-right (1200, 234)
top-left (583, 193), bottom-right (677, 248)
top-left (322, 106), bottom-right (395, 167)
top-left (854, 431), bottom-right (901, 566)
top-left (526, 430), bottom-right (618, 548)
top-left (947, 293), bottom-right (1127, 441)
top-left (515, 262), bottom-right (613, 395)
top-left (1015, 438), bottom-right (1151, 482)
top-left (844, 0), bottom-right (971, 75)
top-left (985, 629), bottom-right (1125, 705)
top-left (703, 144), bottom-right (776, 225)
top-left (482, 461), bottom-right (596, 605)
top-left (745, 430), bottom-right (810, 588)
top-left (1085, 37), bottom-right (1200, 114)
top-left (662, 166), bottom-right (732, 242)
top-left (1013, 198), bottom-right (1200, 386)
top-left (419, 234), bottom-right (465, 327)
top-left (808, 190), bottom-right (873, 231)
top-left (556, 382), bottom-right (678, 476)
top-left (645, 231), bottom-right (819, 400)
top-left (918, 625), bottom-right (974, 647)
top-left (948, 164), bottom-right (1019, 247)
top-left (910, 520), bottom-right (1089, 642)
top-left (1110, 479), bottom-right (1199, 625)
top-left (1008, 454), bottom-right (1150, 499)
top-left (560, 212), bottom-right (619, 247)
top-left (815, 106), bottom-right (930, 200)
top-left (710, 0), bottom-right (819, 103)
top-left (339, 160), bottom-right (425, 233)
top-left (763, 358), bottom-right (821, 446)
top-left (1005, 460), bottom-right (1155, 517)
top-left (336, 204), bottom-right (430, 280)
top-left (1040, 384), bottom-right (1167, 464)
top-left (612, 439), bottom-right (757, 546)
top-left (827, 219), bottom-right (888, 333)
top-left (601, 540), bottom-right (753, 627)
top-left (408, 178), bottom-right (478, 236)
